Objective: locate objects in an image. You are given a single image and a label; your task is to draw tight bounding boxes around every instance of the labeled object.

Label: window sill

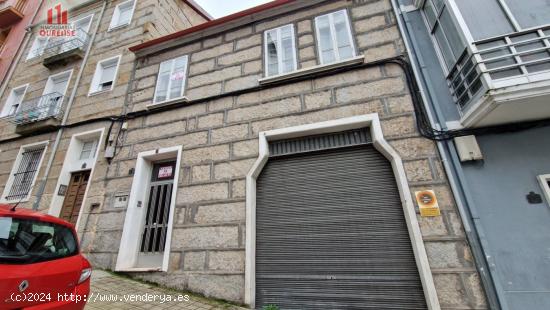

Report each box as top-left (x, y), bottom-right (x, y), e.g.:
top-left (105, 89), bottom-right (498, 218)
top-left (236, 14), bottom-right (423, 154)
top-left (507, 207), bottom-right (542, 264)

top-left (1, 197), bottom-right (30, 204)
top-left (88, 88), bottom-right (113, 97)
top-left (259, 55), bottom-right (365, 85)
top-left (146, 96), bottom-right (189, 109)
top-left (108, 23), bottom-right (130, 32)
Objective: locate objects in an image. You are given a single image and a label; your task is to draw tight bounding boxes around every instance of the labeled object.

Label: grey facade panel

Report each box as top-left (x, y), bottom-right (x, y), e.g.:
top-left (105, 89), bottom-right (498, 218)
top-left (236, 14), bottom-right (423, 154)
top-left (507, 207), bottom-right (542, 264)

top-left (256, 145), bottom-right (427, 309)
top-left (462, 127), bottom-right (550, 309)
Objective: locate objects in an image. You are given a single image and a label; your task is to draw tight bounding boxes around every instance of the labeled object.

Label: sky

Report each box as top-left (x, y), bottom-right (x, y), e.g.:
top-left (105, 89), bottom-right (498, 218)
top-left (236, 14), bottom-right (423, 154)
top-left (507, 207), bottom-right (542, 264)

top-left (195, 0), bottom-right (273, 18)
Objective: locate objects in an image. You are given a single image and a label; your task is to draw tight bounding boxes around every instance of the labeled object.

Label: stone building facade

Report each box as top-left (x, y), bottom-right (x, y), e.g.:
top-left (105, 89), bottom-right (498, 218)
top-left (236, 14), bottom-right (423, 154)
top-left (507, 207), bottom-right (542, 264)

top-left (0, 0), bottom-right (489, 309)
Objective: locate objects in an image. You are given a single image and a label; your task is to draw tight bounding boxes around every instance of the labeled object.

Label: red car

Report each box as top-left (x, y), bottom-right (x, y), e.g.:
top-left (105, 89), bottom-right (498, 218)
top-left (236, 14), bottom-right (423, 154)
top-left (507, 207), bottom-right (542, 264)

top-left (0, 205), bottom-right (91, 309)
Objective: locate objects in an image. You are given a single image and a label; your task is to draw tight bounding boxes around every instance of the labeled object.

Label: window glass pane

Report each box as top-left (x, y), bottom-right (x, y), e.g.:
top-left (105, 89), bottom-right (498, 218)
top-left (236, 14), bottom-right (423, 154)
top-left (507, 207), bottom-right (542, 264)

top-left (317, 15), bottom-right (335, 64)
top-left (423, 0), bottom-right (437, 29)
top-left (434, 24), bottom-right (455, 69)
top-left (333, 11), bottom-right (353, 60)
top-left (169, 56), bottom-right (187, 100)
top-left (454, 0), bottom-right (514, 40)
top-left (118, 3), bottom-right (133, 26)
top-left (266, 30), bottom-right (279, 76)
top-left (154, 61), bottom-right (171, 103)
top-left (280, 26), bottom-right (295, 73)
top-left (80, 140), bottom-right (97, 160)
top-left (432, 0), bottom-right (444, 11)
top-left (440, 8), bottom-right (465, 59)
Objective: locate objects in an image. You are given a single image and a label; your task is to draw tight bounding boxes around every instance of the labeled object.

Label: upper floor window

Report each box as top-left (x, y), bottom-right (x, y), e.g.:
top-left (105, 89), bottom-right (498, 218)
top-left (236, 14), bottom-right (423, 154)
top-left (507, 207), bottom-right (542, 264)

top-left (1, 84), bottom-right (28, 117)
top-left (89, 55), bottom-right (121, 94)
top-left (315, 10), bottom-right (355, 64)
top-left (109, 0), bottom-right (136, 30)
top-left (1, 142), bottom-right (47, 202)
top-left (423, 0), bottom-right (466, 71)
top-left (264, 24), bottom-right (297, 77)
top-left (153, 55), bottom-right (188, 104)
top-left (27, 36), bottom-right (49, 60)
top-left (80, 139), bottom-right (98, 160)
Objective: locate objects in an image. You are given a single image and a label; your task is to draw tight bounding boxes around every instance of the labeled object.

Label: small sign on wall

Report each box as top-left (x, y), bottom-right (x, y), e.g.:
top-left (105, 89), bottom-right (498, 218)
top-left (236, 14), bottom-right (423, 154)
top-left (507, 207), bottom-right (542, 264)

top-left (57, 184), bottom-right (67, 196)
top-left (415, 190), bottom-right (441, 217)
top-left (158, 166), bottom-right (173, 179)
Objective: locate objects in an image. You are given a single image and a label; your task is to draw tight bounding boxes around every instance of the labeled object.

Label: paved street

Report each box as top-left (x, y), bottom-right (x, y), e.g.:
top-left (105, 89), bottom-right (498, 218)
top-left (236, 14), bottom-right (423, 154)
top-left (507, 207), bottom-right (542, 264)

top-left (85, 270), bottom-right (246, 310)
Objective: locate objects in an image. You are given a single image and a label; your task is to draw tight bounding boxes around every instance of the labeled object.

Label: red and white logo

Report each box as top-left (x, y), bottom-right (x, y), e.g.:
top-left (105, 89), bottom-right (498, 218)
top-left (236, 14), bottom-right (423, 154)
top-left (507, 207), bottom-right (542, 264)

top-left (40, 2), bottom-right (75, 37)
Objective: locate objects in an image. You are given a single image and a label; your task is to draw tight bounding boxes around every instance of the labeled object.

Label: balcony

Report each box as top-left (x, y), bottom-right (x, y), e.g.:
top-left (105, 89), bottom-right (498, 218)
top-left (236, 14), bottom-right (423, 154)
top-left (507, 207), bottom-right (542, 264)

top-left (0, 0), bottom-right (26, 28)
top-left (42, 30), bottom-right (90, 68)
top-left (448, 25), bottom-right (550, 128)
top-left (11, 92), bottom-right (64, 134)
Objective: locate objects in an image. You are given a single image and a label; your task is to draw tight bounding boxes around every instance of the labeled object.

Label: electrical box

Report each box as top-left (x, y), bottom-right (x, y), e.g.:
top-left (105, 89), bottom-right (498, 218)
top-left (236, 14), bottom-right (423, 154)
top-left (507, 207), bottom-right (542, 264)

top-left (104, 146), bottom-right (115, 159)
top-left (113, 193), bottom-right (129, 208)
top-left (454, 135), bottom-right (483, 162)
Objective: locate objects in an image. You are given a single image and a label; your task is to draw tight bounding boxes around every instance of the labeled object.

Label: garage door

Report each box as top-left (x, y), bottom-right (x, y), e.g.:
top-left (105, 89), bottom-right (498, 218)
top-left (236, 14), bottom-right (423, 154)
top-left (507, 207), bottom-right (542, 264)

top-left (255, 129), bottom-right (427, 309)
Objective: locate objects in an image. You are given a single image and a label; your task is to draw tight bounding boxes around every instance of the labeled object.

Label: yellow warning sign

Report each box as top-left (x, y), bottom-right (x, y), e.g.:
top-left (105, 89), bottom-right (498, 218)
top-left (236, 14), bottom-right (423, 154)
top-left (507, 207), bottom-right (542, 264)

top-left (415, 190), bottom-right (441, 217)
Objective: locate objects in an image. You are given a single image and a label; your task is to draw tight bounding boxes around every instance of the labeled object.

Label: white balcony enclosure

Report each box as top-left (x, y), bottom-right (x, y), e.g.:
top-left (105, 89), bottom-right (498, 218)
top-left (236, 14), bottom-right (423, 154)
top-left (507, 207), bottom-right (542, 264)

top-left (449, 25), bottom-right (550, 128)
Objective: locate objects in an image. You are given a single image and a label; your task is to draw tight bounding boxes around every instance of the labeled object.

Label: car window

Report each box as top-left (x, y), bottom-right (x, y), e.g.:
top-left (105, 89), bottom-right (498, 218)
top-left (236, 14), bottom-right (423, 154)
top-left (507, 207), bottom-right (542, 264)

top-left (0, 217), bottom-right (78, 264)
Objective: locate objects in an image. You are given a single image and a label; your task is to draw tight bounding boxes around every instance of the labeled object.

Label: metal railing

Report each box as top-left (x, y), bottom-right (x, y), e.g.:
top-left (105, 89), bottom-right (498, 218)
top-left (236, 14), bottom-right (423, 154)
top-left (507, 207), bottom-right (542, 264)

top-left (11, 92), bottom-right (64, 125)
top-left (447, 24), bottom-right (550, 110)
top-left (41, 28), bottom-right (90, 59)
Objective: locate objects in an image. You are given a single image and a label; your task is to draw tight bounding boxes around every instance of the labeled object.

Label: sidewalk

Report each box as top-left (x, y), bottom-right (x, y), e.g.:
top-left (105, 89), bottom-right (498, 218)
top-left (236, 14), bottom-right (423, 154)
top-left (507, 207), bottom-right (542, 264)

top-left (85, 270), bottom-right (247, 310)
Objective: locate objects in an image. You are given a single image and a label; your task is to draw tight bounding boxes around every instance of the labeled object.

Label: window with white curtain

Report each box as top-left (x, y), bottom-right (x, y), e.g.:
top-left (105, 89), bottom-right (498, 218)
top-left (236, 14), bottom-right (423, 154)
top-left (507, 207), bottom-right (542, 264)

top-left (264, 24), bottom-right (297, 77)
top-left (109, 0), bottom-right (136, 30)
top-left (315, 10), bottom-right (355, 64)
top-left (89, 55), bottom-right (121, 94)
top-left (153, 55), bottom-right (188, 104)
top-left (80, 140), bottom-right (98, 160)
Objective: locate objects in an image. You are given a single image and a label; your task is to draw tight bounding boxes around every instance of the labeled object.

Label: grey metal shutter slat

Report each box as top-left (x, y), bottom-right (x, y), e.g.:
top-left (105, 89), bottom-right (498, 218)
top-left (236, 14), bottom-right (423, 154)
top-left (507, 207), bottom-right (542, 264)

top-left (256, 142), bottom-right (427, 310)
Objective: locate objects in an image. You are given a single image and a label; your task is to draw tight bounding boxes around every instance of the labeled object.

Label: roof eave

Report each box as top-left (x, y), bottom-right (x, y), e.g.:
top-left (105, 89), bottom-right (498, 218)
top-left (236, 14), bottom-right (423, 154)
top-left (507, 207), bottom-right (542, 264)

top-left (130, 0), bottom-right (328, 57)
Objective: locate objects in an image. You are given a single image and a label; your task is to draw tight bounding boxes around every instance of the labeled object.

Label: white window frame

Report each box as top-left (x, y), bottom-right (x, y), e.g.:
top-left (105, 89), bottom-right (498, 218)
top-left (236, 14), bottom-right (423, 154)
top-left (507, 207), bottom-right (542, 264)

top-left (26, 36), bottom-right (49, 60)
top-left (1, 141), bottom-right (49, 203)
top-left (79, 139), bottom-right (99, 160)
top-left (263, 24), bottom-right (297, 77)
top-left (1, 84), bottom-right (28, 117)
top-left (152, 55), bottom-right (189, 105)
top-left (314, 9), bottom-right (356, 65)
top-left (537, 174), bottom-right (550, 205)
top-left (88, 55), bottom-right (121, 95)
top-left (108, 0), bottom-right (137, 31)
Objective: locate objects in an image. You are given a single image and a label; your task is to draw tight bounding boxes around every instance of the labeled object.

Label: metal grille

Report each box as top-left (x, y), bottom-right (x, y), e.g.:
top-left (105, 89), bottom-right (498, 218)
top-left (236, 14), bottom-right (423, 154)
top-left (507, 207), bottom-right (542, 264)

top-left (140, 182), bottom-right (173, 253)
top-left (269, 128), bottom-right (371, 157)
top-left (11, 92), bottom-right (64, 125)
top-left (256, 145), bottom-right (427, 309)
top-left (6, 146), bottom-right (45, 201)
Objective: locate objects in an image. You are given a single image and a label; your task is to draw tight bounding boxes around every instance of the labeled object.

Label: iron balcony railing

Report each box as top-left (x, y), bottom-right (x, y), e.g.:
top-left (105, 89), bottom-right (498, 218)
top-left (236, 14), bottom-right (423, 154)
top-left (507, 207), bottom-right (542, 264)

top-left (11, 92), bottom-right (64, 125)
top-left (447, 24), bottom-right (550, 110)
top-left (40, 28), bottom-right (90, 59)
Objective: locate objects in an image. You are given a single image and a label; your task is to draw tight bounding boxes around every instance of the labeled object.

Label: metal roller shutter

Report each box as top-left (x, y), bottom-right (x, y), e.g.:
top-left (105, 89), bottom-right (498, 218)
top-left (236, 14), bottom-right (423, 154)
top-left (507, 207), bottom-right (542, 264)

top-left (256, 130), bottom-right (427, 309)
